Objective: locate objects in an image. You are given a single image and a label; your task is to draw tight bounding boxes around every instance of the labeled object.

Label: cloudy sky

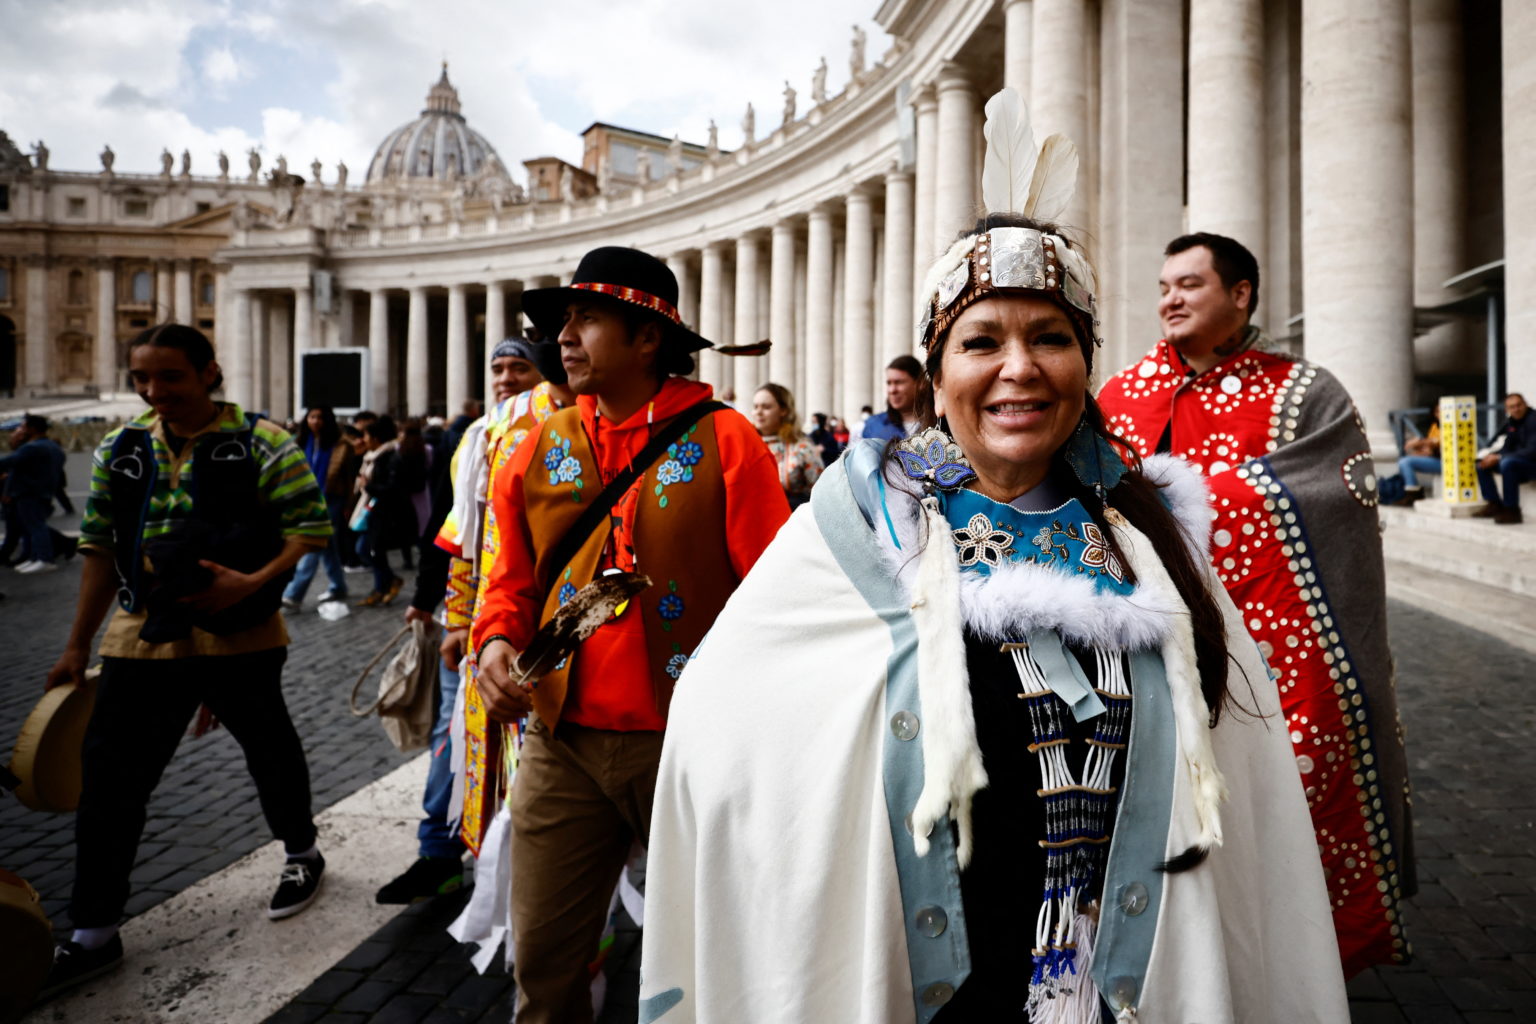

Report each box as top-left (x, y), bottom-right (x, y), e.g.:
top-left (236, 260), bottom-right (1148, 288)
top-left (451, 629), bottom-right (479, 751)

top-left (0, 0), bottom-right (889, 184)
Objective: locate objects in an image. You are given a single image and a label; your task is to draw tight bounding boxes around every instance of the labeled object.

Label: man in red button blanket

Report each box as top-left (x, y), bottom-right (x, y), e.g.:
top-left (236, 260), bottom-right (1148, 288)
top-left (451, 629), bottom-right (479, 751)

top-left (1097, 232), bottom-right (1414, 976)
top-left (471, 247), bottom-right (790, 1023)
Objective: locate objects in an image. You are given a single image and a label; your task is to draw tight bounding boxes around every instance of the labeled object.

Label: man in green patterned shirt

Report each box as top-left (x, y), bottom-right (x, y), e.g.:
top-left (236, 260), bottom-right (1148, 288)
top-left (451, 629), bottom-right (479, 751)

top-left (37, 324), bottom-right (333, 1003)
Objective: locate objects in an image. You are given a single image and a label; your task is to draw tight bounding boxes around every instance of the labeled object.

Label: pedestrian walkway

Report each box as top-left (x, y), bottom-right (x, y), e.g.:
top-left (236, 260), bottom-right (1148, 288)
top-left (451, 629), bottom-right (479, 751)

top-left (5, 497), bottom-right (1534, 1021)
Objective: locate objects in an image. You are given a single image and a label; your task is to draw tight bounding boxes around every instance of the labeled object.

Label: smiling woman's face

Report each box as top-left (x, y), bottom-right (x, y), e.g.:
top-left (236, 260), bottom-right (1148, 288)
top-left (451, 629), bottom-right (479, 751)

top-left (933, 295), bottom-right (1088, 502)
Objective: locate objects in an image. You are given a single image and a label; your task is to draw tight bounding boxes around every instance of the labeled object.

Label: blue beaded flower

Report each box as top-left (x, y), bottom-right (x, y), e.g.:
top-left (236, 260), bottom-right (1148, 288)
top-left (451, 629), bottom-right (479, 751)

top-left (558, 582), bottom-right (577, 606)
top-left (554, 456), bottom-right (582, 484)
top-left (892, 428), bottom-right (976, 491)
top-left (543, 447), bottom-right (564, 472)
top-left (665, 652), bottom-right (690, 679)
top-left (658, 593), bottom-right (685, 621)
top-left (675, 441), bottom-right (704, 467)
top-left (657, 460), bottom-right (685, 486)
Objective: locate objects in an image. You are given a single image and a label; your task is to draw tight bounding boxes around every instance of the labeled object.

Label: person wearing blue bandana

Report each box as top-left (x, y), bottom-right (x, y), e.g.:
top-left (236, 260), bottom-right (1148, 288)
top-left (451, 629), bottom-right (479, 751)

top-left (639, 89), bottom-right (1347, 1024)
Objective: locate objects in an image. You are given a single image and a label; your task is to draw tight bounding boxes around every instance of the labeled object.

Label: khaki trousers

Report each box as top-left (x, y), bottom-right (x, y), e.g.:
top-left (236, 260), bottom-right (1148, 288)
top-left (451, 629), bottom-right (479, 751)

top-left (509, 716), bottom-right (664, 1024)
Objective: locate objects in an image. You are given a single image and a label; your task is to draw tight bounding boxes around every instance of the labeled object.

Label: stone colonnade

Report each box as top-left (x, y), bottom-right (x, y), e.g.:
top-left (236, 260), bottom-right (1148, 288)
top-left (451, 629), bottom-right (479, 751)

top-left (211, 0), bottom-right (1535, 447)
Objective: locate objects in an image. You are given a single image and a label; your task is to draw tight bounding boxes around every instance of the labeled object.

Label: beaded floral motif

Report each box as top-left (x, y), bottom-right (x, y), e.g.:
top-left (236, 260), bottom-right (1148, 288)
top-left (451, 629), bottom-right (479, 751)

top-left (657, 580), bottom-right (684, 631)
top-left (953, 513), bottom-right (1015, 568)
top-left (1079, 522), bottom-right (1126, 584)
top-left (653, 427), bottom-right (705, 509)
top-left (543, 427), bottom-right (584, 502)
top-left (665, 651), bottom-right (690, 680)
top-left (892, 427), bottom-right (976, 492)
top-left (558, 582), bottom-right (577, 606)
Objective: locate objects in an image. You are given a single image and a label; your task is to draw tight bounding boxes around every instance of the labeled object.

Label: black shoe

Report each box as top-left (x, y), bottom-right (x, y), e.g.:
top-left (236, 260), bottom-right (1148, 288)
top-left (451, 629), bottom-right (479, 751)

top-left (36, 935), bottom-right (124, 1003)
top-left (268, 852), bottom-right (324, 920)
top-left (375, 856), bottom-right (467, 905)
top-left (1493, 506), bottom-right (1524, 525)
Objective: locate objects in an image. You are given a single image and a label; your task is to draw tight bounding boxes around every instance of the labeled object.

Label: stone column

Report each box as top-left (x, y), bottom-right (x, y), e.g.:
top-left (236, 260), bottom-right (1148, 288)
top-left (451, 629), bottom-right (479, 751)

top-left (269, 296), bottom-right (291, 419)
top-left (734, 233), bottom-right (763, 400)
top-left (934, 66), bottom-right (979, 249)
top-left (668, 254), bottom-right (698, 330)
top-left (446, 283), bottom-right (469, 415)
top-left (698, 243), bottom-right (727, 390)
top-left (1098, 0), bottom-right (1187, 373)
top-left (155, 260), bottom-right (174, 324)
top-left (769, 221), bottom-right (798, 388)
top-left (1302, 0), bottom-right (1413, 456)
top-left (336, 290), bottom-right (355, 349)
top-left (484, 281), bottom-right (506, 406)
top-left (912, 84), bottom-right (940, 282)
top-left (842, 189), bottom-right (876, 422)
top-left (882, 169), bottom-right (916, 367)
top-left (228, 289), bottom-right (253, 405)
top-left (173, 259), bottom-right (194, 325)
top-left (1032, 0), bottom-right (1091, 230)
top-left (406, 285), bottom-right (429, 415)
top-left (1411, 0), bottom-right (1468, 374)
top-left (250, 294), bottom-right (269, 412)
top-left (805, 205), bottom-right (836, 417)
top-left (368, 290), bottom-right (390, 412)
top-left (1187, 0), bottom-right (1266, 256)
top-left (95, 260), bottom-right (117, 393)
top-left (1507, 1), bottom-right (1536, 394)
top-left (292, 279), bottom-right (314, 420)
top-left (23, 257), bottom-right (49, 390)
top-left (1005, 0), bottom-right (1034, 99)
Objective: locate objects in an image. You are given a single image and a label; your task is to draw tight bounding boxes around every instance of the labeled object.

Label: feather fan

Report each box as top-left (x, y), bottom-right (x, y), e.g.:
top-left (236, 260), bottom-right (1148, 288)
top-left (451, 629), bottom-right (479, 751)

top-left (514, 572), bottom-right (652, 686)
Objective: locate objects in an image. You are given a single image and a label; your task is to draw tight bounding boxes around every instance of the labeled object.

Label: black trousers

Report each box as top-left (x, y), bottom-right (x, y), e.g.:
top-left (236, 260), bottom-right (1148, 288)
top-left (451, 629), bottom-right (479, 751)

top-left (70, 647), bottom-right (317, 927)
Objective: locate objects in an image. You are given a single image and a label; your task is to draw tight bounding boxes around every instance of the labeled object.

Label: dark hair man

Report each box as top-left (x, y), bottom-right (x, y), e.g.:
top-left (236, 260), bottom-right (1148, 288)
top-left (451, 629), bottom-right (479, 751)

top-left (1476, 392), bottom-right (1535, 523)
top-left (1097, 232), bottom-right (1413, 977)
top-left (469, 247), bottom-right (789, 1022)
top-left (2, 413), bottom-right (67, 572)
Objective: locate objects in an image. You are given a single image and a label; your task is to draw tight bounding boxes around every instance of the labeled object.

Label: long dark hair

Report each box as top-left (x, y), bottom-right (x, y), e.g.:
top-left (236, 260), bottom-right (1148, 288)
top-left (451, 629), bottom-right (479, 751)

top-left (127, 323), bottom-right (223, 391)
top-left (295, 406), bottom-right (340, 450)
top-left (903, 213), bottom-right (1232, 723)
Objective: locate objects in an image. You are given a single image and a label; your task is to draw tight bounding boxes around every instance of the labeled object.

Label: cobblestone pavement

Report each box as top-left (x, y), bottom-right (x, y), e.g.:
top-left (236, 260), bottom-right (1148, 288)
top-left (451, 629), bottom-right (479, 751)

top-left (4, 466), bottom-right (1534, 1022)
top-left (1, 458), bottom-right (420, 935)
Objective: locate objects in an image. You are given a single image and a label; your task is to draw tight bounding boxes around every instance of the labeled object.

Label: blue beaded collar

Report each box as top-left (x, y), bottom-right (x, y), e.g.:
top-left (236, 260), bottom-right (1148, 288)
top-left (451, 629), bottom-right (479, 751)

top-left (941, 487), bottom-right (1132, 595)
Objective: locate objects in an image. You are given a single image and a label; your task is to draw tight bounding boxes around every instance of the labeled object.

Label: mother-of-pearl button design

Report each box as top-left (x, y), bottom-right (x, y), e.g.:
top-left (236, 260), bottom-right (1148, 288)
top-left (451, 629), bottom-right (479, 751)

top-left (891, 710), bottom-right (920, 741)
top-left (915, 906), bottom-right (948, 937)
top-left (921, 982), bottom-right (955, 1007)
top-left (1118, 880), bottom-right (1149, 916)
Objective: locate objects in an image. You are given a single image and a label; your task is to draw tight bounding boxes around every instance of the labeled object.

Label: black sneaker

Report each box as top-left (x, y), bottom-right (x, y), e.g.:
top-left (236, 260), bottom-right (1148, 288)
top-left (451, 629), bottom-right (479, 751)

top-left (375, 856), bottom-right (467, 905)
top-left (268, 852), bottom-right (325, 920)
top-left (36, 935), bottom-right (124, 1003)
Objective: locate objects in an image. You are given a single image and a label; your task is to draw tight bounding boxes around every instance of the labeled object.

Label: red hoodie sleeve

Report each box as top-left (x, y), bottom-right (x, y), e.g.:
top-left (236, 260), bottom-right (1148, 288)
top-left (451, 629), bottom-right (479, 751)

top-left (712, 409), bottom-right (793, 579)
top-left (470, 422), bottom-right (547, 657)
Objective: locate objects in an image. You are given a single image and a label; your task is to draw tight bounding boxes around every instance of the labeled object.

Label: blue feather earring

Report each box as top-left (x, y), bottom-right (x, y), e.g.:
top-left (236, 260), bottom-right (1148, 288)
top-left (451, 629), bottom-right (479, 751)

top-left (1064, 418), bottom-right (1127, 500)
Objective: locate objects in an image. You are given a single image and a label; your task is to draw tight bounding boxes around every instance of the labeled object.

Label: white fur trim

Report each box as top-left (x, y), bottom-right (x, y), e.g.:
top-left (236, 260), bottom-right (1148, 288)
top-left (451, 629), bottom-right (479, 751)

top-left (876, 479), bottom-right (1181, 653)
top-left (1136, 453), bottom-right (1214, 562)
top-left (907, 497), bottom-right (989, 867)
top-left (1106, 507), bottom-right (1227, 847)
top-left (913, 236), bottom-right (978, 350)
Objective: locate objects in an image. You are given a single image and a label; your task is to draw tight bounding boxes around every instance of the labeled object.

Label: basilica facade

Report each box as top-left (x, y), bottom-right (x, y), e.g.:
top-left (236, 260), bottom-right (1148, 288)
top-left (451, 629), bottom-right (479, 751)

top-left (1, 0), bottom-right (1530, 463)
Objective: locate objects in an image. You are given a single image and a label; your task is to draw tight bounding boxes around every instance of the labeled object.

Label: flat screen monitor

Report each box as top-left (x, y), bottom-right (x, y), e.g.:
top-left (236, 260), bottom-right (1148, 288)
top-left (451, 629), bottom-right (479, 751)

top-left (298, 348), bottom-right (368, 415)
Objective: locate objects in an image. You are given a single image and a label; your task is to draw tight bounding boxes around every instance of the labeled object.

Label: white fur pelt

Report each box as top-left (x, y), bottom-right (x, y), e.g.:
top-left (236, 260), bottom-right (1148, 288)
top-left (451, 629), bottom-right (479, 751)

top-left (874, 455), bottom-right (1227, 858)
top-left (907, 496), bottom-right (990, 868)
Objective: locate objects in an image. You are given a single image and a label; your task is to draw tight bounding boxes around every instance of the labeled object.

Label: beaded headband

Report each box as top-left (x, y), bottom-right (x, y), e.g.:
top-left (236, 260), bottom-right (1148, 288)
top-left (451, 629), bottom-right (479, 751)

top-left (916, 226), bottom-right (1099, 353)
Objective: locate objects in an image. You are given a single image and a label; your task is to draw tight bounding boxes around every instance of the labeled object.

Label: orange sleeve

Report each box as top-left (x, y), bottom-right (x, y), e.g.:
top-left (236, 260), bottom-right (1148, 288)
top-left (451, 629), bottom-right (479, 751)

top-left (470, 422), bottom-right (547, 657)
top-left (712, 410), bottom-right (792, 580)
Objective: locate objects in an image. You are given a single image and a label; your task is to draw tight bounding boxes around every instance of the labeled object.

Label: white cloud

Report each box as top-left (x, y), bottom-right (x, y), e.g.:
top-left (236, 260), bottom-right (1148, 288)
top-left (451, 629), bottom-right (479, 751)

top-left (0, 0), bottom-right (889, 182)
top-left (201, 44), bottom-right (245, 87)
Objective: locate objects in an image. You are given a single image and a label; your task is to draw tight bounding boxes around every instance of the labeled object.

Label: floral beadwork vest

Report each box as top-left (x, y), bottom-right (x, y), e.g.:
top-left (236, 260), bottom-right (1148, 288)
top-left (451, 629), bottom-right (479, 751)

top-left (941, 488), bottom-right (1131, 593)
top-left (522, 405), bottom-right (738, 728)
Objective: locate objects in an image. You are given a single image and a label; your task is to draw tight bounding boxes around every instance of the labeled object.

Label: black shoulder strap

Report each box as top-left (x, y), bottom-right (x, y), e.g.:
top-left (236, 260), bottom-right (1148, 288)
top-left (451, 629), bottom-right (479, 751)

top-left (544, 400), bottom-right (726, 588)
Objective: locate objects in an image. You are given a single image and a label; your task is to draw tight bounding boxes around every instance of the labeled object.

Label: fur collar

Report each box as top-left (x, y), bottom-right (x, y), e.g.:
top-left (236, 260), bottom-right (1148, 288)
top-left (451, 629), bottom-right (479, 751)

top-left (871, 455), bottom-right (1211, 653)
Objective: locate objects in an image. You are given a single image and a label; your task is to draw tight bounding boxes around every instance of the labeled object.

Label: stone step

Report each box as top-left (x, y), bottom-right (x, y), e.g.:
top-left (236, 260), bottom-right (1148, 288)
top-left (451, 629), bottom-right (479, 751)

top-left (1384, 560), bottom-right (1536, 658)
top-left (1381, 520), bottom-right (1536, 598)
top-left (1379, 504), bottom-right (1536, 556)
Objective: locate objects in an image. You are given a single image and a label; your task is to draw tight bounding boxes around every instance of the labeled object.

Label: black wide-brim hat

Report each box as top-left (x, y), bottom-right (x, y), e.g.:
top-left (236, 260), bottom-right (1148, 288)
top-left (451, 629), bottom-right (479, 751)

top-left (521, 247), bottom-right (713, 354)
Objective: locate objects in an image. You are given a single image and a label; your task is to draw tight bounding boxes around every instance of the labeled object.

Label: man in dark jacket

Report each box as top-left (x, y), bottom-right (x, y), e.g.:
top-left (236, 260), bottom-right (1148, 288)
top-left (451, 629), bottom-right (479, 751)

top-left (1477, 392), bottom-right (1536, 524)
top-left (1, 414), bottom-right (67, 573)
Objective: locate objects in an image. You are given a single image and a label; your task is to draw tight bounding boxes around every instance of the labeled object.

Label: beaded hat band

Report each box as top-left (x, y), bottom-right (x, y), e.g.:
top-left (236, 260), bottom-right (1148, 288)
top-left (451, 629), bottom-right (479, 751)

top-left (916, 226), bottom-right (1100, 354)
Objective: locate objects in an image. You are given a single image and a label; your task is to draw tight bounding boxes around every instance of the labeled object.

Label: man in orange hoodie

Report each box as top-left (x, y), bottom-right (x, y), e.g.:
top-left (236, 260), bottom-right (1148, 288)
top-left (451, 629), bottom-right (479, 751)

top-left (472, 247), bottom-right (790, 1023)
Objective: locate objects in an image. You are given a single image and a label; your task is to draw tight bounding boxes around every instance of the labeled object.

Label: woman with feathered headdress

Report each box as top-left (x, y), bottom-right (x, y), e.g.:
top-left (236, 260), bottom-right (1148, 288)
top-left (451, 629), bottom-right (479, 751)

top-left (638, 90), bottom-right (1347, 1024)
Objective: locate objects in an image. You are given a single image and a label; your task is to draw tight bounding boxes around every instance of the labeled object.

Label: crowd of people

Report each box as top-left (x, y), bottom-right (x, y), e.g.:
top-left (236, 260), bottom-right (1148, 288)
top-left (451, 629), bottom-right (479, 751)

top-left (16, 86), bottom-right (1528, 1024)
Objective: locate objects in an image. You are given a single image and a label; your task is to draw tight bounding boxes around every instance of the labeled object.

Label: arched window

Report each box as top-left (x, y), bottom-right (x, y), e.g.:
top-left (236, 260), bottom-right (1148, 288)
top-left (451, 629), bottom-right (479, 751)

top-left (199, 274), bottom-right (215, 306)
top-left (67, 269), bottom-right (85, 305)
top-left (131, 270), bottom-right (152, 303)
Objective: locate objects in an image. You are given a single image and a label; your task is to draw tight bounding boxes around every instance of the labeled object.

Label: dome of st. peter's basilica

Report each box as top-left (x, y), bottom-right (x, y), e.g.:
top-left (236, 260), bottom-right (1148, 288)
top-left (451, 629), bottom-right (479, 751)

top-left (365, 65), bottom-right (509, 187)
